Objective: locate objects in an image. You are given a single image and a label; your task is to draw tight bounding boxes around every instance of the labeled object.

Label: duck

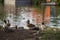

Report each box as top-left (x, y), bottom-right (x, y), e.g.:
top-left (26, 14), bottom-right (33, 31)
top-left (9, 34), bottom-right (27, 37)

top-left (27, 20), bottom-right (39, 30)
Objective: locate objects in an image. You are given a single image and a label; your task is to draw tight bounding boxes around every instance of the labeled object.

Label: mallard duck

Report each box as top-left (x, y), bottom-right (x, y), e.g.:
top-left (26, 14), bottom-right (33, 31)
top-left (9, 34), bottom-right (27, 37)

top-left (27, 20), bottom-right (39, 30)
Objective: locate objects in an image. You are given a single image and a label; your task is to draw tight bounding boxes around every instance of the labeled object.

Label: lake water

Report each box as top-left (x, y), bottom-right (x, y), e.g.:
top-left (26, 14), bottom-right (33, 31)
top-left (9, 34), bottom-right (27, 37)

top-left (49, 6), bottom-right (60, 28)
top-left (0, 5), bottom-right (60, 28)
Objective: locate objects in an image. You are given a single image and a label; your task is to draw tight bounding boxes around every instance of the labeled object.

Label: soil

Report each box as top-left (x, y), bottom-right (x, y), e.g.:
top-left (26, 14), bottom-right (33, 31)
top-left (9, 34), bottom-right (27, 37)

top-left (0, 29), bottom-right (37, 40)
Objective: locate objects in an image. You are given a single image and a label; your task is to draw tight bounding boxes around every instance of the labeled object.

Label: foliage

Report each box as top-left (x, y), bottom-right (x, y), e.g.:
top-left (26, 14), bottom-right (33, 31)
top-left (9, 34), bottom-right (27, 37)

top-left (55, 6), bottom-right (60, 17)
top-left (57, 0), bottom-right (60, 2)
top-left (32, 0), bottom-right (46, 13)
top-left (0, 4), bottom-right (6, 21)
top-left (0, 0), bottom-right (4, 5)
top-left (38, 28), bottom-right (60, 40)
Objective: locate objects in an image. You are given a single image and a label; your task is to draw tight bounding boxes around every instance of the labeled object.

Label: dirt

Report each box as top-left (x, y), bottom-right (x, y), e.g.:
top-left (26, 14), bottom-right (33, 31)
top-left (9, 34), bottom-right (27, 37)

top-left (0, 29), bottom-right (37, 40)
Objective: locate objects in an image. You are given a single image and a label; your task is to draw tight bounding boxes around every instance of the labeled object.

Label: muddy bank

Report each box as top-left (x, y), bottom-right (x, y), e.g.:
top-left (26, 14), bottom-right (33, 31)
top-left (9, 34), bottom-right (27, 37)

top-left (0, 29), bottom-right (37, 40)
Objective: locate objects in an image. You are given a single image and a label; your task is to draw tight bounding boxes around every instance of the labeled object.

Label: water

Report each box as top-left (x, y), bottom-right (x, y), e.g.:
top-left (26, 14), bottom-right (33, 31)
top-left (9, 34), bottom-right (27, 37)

top-left (49, 6), bottom-right (60, 28)
top-left (0, 4), bottom-right (60, 28)
top-left (0, 6), bottom-right (33, 29)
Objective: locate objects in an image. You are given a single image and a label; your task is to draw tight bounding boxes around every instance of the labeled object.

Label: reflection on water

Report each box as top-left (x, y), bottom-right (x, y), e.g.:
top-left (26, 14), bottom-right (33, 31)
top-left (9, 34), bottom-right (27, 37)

top-left (50, 17), bottom-right (60, 27)
top-left (49, 6), bottom-right (60, 28)
top-left (4, 6), bottom-right (34, 29)
top-left (0, 6), bottom-right (60, 28)
top-left (5, 7), bottom-right (32, 29)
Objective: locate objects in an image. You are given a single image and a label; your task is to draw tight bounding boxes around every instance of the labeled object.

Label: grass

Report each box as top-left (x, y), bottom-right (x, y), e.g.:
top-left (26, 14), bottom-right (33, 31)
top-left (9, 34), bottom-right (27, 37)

top-left (38, 27), bottom-right (60, 40)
